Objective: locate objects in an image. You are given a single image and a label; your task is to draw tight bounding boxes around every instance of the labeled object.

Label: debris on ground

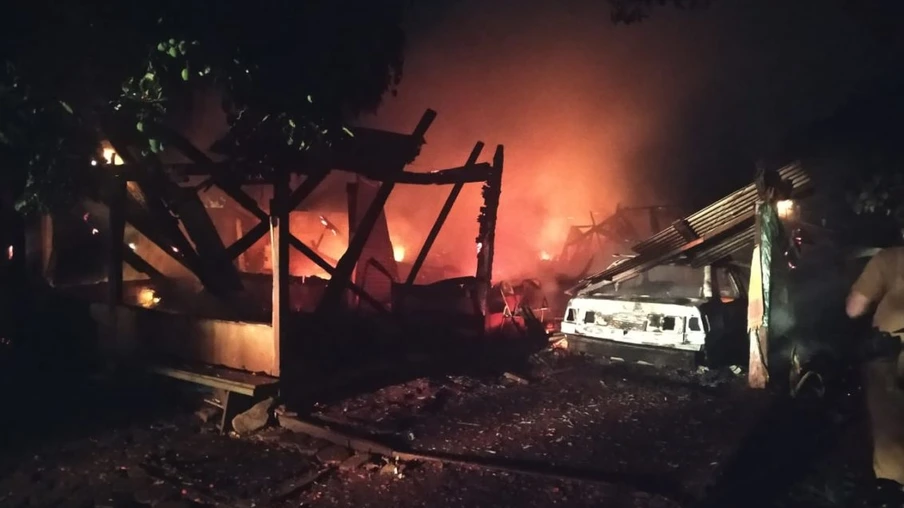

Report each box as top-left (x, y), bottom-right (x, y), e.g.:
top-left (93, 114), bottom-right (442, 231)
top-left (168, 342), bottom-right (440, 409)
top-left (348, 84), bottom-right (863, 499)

top-left (2, 352), bottom-right (869, 508)
top-left (231, 396), bottom-right (274, 435)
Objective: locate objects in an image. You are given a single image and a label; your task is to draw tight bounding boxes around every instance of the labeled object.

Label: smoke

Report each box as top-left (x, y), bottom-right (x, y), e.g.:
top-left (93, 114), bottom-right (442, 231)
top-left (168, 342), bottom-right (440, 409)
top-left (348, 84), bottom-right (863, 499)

top-left (358, 0), bottom-right (887, 282)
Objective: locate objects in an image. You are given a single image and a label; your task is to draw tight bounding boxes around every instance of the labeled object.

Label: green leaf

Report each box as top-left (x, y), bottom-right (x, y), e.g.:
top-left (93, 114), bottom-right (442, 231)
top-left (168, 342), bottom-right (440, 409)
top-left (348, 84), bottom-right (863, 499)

top-left (59, 101), bottom-right (73, 114)
top-left (168, 38), bottom-right (176, 45)
top-left (307, 95), bottom-right (313, 103)
top-left (288, 119), bottom-right (296, 128)
top-left (167, 47), bottom-right (178, 58)
top-left (149, 138), bottom-right (161, 153)
top-left (178, 40), bottom-right (187, 55)
top-left (181, 67), bottom-right (190, 81)
top-left (136, 121), bottom-right (144, 132)
top-left (342, 127), bottom-right (354, 137)
top-left (157, 42), bottom-right (166, 52)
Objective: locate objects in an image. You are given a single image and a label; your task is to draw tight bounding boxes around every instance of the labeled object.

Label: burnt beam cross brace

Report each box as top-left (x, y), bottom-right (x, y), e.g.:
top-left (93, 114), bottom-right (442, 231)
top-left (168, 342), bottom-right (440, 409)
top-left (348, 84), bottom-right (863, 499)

top-left (406, 141), bottom-right (485, 286)
top-left (317, 109), bottom-right (438, 313)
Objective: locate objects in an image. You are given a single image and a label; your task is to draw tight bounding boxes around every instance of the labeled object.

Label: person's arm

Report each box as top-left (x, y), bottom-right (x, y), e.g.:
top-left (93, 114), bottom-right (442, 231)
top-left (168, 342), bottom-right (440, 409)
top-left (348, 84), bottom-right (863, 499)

top-left (846, 252), bottom-right (888, 318)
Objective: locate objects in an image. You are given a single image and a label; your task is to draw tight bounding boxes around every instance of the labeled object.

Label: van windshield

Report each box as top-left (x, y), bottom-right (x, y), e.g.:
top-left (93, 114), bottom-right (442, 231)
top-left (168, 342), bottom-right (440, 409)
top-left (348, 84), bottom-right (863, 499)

top-left (594, 264), bottom-right (705, 299)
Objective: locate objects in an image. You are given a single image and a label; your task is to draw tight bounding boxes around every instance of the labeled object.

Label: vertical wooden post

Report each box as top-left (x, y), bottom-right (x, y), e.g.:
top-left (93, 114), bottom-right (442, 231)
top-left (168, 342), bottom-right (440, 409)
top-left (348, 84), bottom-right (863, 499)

top-left (270, 169), bottom-right (290, 377)
top-left (108, 176), bottom-right (126, 308)
top-left (235, 218), bottom-right (247, 272)
top-left (475, 145), bottom-right (504, 317)
top-left (406, 141), bottom-right (484, 286)
top-left (40, 214), bottom-right (53, 283)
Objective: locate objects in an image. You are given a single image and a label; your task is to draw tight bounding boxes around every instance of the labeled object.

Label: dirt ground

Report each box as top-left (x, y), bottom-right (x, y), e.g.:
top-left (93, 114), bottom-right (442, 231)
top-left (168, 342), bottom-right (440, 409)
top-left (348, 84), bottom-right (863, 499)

top-left (0, 350), bottom-right (872, 508)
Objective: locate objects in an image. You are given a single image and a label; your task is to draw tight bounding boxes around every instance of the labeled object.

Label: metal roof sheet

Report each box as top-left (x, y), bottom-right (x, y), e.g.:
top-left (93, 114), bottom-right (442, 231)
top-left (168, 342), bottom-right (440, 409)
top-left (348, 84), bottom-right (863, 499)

top-left (568, 161), bottom-right (811, 296)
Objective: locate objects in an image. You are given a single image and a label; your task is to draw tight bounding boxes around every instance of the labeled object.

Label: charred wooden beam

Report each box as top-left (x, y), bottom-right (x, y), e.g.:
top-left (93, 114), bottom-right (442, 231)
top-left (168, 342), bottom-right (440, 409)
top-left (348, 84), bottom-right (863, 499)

top-left (406, 141), bottom-right (485, 286)
top-left (103, 136), bottom-right (211, 284)
top-left (671, 219), bottom-right (700, 243)
top-left (475, 145), bottom-right (504, 316)
top-left (225, 170), bottom-right (330, 260)
top-left (115, 162), bottom-right (493, 186)
top-left (105, 134), bottom-right (241, 293)
top-left (317, 109), bottom-right (437, 314)
top-left (287, 232), bottom-right (389, 315)
top-left (123, 245), bottom-right (167, 284)
top-left (108, 175), bottom-right (126, 306)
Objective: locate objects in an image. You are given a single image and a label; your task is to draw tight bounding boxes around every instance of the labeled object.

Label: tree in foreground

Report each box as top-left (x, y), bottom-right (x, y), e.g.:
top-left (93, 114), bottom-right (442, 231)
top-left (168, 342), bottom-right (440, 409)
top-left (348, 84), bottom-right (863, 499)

top-left (0, 0), bottom-right (407, 213)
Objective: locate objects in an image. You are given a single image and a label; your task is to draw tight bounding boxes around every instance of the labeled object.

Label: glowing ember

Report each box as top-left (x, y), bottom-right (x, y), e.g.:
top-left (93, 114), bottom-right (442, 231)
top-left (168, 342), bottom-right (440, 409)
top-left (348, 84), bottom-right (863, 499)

top-left (6, 245), bottom-right (13, 261)
top-left (171, 246), bottom-right (179, 253)
top-left (539, 250), bottom-right (552, 261)
top-left (776, 199), bottom-right (795, 219)
top-left (91, 228), bottom-right (99, 235)
top-left (137, 287), bottom-right (161, 308)
top-left (393, 245), bottom-right (406, 262)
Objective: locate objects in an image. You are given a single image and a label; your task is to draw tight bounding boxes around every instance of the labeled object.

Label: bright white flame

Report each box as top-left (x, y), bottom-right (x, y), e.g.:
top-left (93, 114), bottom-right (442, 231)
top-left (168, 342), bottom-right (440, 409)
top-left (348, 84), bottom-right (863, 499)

top-left (393, 245), bottom-right (406, 262)
top-left (540, 251), bottom-right (552, 261)
top-left (91, 228), bottom-right (99, 235)
top-left (128, 242), bottom-right (137, 251)
top-left (6, 245), bottom-right (13, 261)
top-left (477, 242), bottom-right (483, 254)
top-left (776, 199), bottom-right (795, 219)
top-left (102, 148), bottom-right (123, 166)
top-left (171, 246), bottom-right (179, 253)
top-left (91, 160), bottom-right (98, 166)
top-left (319, 216), bottom-right (329, 227)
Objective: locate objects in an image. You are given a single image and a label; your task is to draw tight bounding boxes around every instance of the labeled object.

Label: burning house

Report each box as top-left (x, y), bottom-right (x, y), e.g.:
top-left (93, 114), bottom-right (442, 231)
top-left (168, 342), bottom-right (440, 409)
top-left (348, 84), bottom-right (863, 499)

top-left (25, 108), bottom-right (507, 418)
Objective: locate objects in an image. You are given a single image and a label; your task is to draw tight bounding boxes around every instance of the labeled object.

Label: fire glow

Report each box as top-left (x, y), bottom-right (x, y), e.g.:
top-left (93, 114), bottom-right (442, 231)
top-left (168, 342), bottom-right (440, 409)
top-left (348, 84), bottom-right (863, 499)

top-left (393, 245), bottom-right (406, 262)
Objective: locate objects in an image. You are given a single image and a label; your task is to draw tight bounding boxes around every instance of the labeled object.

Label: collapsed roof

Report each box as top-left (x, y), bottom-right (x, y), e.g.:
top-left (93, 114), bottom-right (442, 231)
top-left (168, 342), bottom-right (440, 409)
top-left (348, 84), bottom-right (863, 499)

top-left (568, 162), bottom-right (812, 296)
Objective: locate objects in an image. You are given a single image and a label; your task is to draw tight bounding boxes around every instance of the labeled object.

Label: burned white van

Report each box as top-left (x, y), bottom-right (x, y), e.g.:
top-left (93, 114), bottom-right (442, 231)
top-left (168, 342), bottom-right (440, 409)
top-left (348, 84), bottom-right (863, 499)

top-left (561, 261), bottom-right (748, 368)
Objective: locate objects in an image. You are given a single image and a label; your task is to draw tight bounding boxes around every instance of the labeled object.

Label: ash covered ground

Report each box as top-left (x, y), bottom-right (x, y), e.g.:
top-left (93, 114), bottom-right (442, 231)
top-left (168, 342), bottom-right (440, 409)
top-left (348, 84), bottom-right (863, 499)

top-left (0, 350), bottom-right (872, 508)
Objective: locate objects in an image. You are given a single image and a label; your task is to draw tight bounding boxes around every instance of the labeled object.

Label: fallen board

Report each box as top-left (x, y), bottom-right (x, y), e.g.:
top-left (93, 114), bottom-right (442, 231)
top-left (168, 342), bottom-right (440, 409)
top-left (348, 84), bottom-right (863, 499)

top-left (150, 363), bottom-right (279, 433)
top-left (148, 364), bottom-right (279, 397)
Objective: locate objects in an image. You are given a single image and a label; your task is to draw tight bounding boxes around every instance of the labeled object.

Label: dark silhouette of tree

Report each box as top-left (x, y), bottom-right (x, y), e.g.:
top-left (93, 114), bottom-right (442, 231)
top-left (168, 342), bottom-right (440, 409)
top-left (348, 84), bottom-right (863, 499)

top-left (0, 0), bottom-right (407, 213)
top-left (608, 0), bottom-right (712, 24)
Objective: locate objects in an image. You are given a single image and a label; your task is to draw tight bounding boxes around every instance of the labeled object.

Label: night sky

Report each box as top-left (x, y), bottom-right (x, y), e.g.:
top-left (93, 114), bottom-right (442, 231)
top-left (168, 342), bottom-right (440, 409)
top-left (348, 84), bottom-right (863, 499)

top-left (353, 0), bottom-right (902, 279)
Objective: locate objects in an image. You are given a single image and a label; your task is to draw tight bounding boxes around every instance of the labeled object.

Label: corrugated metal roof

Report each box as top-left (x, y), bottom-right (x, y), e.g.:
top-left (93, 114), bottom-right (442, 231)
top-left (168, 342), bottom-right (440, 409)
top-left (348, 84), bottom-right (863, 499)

top-left (568, 161), bottom-right (811, 295)
top-left (632, 162), bottom-right (810, 255)
top-left (685, 224), bottom-right (755, 268)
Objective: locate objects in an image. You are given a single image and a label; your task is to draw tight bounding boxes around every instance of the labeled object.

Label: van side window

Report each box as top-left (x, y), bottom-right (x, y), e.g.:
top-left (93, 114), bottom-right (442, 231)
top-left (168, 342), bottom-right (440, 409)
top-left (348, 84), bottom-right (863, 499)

top-left (688, 317), bottom-right (701, 331)
top-left (583, 311), bottom-right (595, 324)
top-left (565, 308), bottom-right (576, 322)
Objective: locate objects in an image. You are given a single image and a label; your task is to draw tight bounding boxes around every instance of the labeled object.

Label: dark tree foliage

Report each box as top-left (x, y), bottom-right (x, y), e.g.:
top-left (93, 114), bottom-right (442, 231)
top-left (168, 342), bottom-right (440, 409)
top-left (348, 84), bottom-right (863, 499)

top-left (0, 0), bottom-right (407, 214)
top-left (608, 0), bottom-right (712, 24)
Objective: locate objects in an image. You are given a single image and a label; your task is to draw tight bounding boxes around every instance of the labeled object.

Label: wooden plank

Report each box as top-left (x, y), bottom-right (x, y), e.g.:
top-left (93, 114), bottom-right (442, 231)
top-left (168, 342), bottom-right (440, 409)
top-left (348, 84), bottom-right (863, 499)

top-left (406, 142), bottom-right (484, 286)
top-left (317, 109), bottom-right (436, 313)
top-left (149, 365), bottom-right (278, 396)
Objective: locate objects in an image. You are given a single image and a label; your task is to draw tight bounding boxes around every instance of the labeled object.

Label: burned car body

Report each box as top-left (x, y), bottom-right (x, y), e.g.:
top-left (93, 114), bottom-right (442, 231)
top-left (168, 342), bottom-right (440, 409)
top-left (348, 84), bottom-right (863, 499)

top-left (561, 261), bottom-right (748, 367)
top-left (560, 161), bottom-right (812, 369)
